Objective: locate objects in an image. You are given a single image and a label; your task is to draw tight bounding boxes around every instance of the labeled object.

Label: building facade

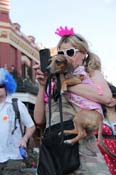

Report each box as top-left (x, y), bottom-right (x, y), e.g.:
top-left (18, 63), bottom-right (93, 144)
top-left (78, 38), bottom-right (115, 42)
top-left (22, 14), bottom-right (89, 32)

top-left (0, 0), bottom-right (40, 104)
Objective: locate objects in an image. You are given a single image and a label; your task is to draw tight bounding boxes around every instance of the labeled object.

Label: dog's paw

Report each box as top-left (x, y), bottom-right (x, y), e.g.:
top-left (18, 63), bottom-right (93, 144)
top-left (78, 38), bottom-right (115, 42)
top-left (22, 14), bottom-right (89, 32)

top-left (64, 140), bottom-right (74, 145)
top-left (61, 86), bottom-right (67, 94)
top-left (61, 89), bottom-right (65, 94)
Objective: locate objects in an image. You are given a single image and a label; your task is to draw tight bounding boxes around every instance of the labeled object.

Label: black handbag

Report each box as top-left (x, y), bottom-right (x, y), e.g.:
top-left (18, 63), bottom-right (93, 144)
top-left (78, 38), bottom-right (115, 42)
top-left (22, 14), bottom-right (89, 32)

top-left (37, 74), bottom-right (80, 175)
top-left (37, 120), bottom-right (80, 175)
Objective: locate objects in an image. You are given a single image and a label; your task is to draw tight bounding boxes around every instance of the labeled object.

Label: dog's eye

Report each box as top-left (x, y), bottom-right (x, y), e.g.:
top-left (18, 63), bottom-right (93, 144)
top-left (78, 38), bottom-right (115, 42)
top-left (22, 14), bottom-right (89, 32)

top-left (55, 60), bottom-right (61, 64)
top-left (48, 59), bottom-right (52, 65)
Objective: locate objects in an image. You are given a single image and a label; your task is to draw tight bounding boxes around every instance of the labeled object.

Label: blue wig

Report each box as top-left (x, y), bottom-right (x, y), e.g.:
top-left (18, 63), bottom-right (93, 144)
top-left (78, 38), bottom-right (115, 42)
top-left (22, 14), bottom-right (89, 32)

top-left (0, 68), bottom-right (17, 94)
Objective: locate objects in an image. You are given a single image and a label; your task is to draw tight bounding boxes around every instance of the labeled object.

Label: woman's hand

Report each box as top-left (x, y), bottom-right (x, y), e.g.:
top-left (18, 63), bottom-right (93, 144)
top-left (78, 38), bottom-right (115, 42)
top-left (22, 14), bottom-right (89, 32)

top-left (33, 63), bottom-right (47, 125)
top-left (33, 64), bottom-right (48, 86)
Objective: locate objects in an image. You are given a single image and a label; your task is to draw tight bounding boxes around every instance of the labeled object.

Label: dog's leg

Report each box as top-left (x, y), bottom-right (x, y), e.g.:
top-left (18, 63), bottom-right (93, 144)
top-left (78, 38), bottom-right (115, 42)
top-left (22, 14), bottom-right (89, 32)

top-left (63, 110), bottom-right (102, 144)
top-left (61, 76), bottom-right (82, 94)
top-left (61, 80), bottom-right (68, 93)
top-left (63, 128), bottom-right (77, 135)
top-left (63, 112), bottom-right (87, 144)
top-left (64, 127), bottom-right (87, 144)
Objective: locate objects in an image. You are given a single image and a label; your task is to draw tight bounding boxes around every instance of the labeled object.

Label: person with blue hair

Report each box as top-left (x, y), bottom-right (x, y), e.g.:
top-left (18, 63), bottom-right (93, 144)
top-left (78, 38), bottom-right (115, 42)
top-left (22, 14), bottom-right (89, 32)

top-left (0, 68), bottom-right (17, 94)
top-left (0, 68), bottom-right (35, 175)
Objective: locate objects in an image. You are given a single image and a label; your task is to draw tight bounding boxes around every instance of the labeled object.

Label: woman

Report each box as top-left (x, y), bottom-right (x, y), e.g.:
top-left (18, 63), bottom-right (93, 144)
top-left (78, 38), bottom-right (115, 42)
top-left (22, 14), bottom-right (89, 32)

top-left (34, 26), bottom-right (112, 175)
top-left (97, 83), bottom-right (116, 175)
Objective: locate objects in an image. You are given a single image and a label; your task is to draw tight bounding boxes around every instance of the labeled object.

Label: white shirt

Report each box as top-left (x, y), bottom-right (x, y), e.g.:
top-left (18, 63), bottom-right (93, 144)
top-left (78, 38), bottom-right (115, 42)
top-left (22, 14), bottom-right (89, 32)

top-left (0, 95), bottom-right (34, 162)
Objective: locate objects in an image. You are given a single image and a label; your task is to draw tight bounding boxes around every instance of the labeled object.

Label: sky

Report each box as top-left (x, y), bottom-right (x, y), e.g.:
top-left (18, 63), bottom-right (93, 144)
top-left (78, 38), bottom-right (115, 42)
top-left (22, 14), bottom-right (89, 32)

top-left (10, 0), bottom-right (116, 85)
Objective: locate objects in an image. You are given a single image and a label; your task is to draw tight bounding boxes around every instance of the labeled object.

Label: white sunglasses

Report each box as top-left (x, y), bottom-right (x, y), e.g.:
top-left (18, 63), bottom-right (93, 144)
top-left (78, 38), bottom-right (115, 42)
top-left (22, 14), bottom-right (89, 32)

top-left (57, 48), bottom-right (79, 57)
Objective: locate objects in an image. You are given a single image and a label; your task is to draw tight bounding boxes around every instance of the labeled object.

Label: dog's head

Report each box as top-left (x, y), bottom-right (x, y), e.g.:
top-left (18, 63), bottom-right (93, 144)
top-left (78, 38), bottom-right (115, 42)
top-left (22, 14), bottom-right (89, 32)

top-left (47, 55), bottom-right (73, 74)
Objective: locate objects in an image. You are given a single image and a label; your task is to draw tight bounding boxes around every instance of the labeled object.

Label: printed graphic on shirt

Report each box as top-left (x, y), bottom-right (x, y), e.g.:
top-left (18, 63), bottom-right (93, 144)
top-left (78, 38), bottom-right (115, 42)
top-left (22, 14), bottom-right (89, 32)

top-left (2, 115), bottom-right (9, 121)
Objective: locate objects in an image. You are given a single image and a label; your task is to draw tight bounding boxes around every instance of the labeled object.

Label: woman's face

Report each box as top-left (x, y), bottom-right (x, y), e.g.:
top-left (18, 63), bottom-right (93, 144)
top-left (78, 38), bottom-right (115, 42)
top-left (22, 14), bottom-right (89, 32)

top-left (58, 43), bottom-right (86, 68)
top-left (0, 85), bottom-right (6, 98)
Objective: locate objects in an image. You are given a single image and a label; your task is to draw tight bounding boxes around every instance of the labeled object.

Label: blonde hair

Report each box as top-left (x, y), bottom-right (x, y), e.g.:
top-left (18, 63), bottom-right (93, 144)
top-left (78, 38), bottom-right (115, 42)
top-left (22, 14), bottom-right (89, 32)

top-left (84, 52), bottom-right (101, 73)
top-left (57, 34), bottom-right (88, 53)
top-left (57, 34), bottom-right (101, 73)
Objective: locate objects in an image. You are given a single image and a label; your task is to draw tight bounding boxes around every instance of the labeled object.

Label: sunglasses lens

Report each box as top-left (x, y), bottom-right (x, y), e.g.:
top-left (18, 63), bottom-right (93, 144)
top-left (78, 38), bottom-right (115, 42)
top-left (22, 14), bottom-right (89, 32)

top-left (67, 49), bottom-right (75, 57)
top-left (58, 51), bottom-right (64, 55)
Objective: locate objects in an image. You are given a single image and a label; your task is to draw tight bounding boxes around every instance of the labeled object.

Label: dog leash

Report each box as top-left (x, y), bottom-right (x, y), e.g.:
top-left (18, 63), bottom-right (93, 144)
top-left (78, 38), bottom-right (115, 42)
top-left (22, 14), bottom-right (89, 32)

top-left (45, 73), bottom-right (64, 142)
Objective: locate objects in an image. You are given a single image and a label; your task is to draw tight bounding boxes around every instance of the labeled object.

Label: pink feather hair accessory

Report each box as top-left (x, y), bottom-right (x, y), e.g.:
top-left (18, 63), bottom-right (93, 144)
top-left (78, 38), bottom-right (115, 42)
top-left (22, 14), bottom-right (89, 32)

top-left (55, 26), bottom-right (75, 37)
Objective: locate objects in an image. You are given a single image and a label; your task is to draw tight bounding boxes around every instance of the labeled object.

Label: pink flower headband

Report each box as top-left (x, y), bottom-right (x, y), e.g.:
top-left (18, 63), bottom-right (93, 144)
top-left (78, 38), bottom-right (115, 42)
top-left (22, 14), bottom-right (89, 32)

top-left (55, 26), bottom-right (75, 37)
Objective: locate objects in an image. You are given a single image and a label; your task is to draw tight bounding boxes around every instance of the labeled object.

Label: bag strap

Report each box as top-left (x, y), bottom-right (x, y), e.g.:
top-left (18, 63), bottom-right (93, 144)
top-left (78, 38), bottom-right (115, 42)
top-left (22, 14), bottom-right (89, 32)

top-left (11, 98), bottom-right (24, 136)
top-left (57, 74), bottom-right (64, 142)
top-left (46, 74), bottom-right (64, 142)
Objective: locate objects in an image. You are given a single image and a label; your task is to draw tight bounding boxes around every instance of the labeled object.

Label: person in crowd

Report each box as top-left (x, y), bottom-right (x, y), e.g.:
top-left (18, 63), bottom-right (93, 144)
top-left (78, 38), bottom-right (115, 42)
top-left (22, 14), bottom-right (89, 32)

top-left (10, 65), bottom-right (18, 80)
top-left (0, 68), bottom-right (35, 175)
top-left (33, 26), bottom-right (112, 175)
top-left (97, 83), bottom-right (116, 175)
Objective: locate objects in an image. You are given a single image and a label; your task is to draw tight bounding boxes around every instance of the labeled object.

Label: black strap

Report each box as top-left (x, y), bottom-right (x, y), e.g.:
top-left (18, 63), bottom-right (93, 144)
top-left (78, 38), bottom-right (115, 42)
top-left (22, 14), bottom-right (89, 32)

top-left (48, 75), bottom-right (52, 134)
top-left (46, 73), bottom-right (64, 142)
top-left (11, 98), bottom-right (24, 136)
top-left (56, 74), bottom-right (64, 142)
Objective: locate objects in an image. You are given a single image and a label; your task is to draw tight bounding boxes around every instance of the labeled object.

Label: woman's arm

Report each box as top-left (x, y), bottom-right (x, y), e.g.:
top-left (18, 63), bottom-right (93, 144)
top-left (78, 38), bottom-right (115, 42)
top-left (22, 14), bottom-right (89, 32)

top-left (68, 70), bottom-right (112, 104)
top-left (33, 64), bottom-right (48, 126)
top-left (34, 85), bottom-right (46, 125)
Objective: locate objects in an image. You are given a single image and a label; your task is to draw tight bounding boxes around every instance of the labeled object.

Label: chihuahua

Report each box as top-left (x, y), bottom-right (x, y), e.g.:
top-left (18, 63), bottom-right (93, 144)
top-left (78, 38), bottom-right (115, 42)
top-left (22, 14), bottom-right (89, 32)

top-left (47, 54), bottom-right (116, 158)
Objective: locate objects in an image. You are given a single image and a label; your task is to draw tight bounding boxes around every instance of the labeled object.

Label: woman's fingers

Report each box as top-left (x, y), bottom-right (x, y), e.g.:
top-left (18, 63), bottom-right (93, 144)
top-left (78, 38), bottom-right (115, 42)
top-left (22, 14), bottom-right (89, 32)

top-left (33, 63), bottom-right (47, 85)
top-left (33, 62), bottom-right (40, 69)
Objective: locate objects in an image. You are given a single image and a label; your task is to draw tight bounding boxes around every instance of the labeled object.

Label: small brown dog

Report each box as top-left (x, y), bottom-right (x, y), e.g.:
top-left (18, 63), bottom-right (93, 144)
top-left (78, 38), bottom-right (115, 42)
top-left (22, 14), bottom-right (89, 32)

top-left (47, 54), bottom-right (116, 158)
